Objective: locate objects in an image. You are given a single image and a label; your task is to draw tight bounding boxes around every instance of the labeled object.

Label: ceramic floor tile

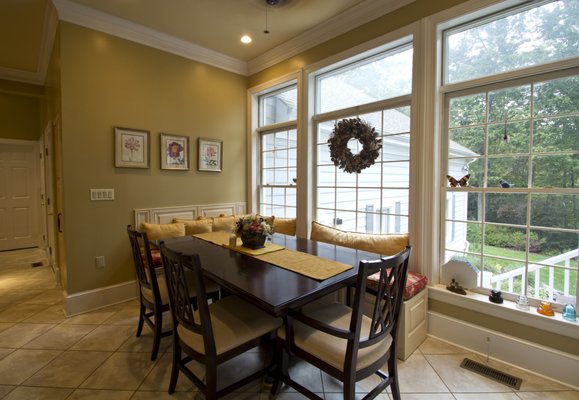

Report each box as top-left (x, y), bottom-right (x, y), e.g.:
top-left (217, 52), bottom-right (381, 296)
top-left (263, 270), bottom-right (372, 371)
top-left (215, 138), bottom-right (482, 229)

top-left (419, 337), bottom-right (467, 354)
top-left (397, 354), bottom-right (449, 393)
top-left (0, 304), bottom-right (51, 323)
top-left (66, 389), bottom-right (134, 400)
top-left (102, 306), bottom-right (140, 326)
top-left (23, 350), bottom-right (111, 388)
top-left (0, 323), bottom-right (55, 348)
top-left (425, 354), bottom-right (511, 393)
top-left (452, 393), bottom-right (520, 399)
top-left (131, 392), bottom-right (199, 400)
top-left (280, 357), bottom-right (324, 393)
top-left (80, 352), bottom-right (155, 390)
top-left (398, 395), bottom-right (456, 400)
top-left (1, 386), bottom-right (73, 400)
top-left (137, 352), bottom-right (196, 392)
top-left (21, 304), bottom-right (67, 324)
top-left (324, 393), bottom-right (390, 399)
top-left (22, 289), bottom-right (63, 305)
top-left (0, 323), bottom-right (14, 334)
top-left (0, 385), bottom-right (15, 398)
top-left (61, 306), bottom-right (123, 325)
top-left (22, 324), bottom-right (96, 350)
top-left (321, 370), bottom-right (387, 394)
top-left (0, 349), bottom-right (61, 385)
top-left (117, 330), bottom-right (172, 354)
top-left (69, 325), bottom-right (135, 351)
top-left (0, 349), bottom-right (15, 361)
top-left (516, 392), bottom-right (579, 400)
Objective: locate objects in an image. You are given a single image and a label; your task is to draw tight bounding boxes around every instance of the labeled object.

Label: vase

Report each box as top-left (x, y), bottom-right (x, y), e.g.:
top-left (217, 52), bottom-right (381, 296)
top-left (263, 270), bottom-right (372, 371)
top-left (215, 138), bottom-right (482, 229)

top-left (240, 233), bottom-right (267, 249)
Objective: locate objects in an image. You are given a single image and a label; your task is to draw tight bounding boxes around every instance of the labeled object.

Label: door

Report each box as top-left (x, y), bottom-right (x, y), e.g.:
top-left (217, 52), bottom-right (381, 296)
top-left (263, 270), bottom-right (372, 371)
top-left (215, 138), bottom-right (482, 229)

top-left (0, 140), bottom-right (41, 251)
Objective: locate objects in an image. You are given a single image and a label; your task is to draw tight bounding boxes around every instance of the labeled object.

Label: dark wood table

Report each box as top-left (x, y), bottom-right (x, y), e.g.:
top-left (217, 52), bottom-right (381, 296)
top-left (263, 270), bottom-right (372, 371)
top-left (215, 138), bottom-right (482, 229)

top-left (160, 234), bottom-right (379, 316)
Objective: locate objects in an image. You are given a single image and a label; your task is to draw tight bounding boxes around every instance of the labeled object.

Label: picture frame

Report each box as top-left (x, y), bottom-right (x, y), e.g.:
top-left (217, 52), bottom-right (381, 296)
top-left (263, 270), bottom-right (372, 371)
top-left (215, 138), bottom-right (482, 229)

top-left (198, 138), bottom-right (223, 172)
top-left (160, 133), bottom-right (189, 170)
top-left (114, 127), bottom-right (150, 168)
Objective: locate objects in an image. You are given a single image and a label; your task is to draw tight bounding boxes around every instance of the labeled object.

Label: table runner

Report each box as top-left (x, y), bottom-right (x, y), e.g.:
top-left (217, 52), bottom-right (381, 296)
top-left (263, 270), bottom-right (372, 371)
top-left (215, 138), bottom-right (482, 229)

top-left (193, 232), bottom-right (352, 280)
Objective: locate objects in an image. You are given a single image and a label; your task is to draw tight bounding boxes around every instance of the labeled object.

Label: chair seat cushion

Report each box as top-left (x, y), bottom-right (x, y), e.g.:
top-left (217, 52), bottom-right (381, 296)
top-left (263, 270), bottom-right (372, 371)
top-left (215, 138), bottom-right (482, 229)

top-left (366, 271), bottom-right (427, 300)
top-left (279, 302), bottom-right (392, 372)
top-left (149, 249), bottom-right (162, 269)
top-left (177, 296), bottom-right (282, 356)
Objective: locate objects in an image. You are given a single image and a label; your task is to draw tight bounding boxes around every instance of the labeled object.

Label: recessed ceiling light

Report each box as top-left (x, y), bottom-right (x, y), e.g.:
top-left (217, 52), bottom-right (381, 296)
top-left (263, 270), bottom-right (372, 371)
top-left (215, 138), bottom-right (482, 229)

top-left (240, 35), bottom-right (252, 44)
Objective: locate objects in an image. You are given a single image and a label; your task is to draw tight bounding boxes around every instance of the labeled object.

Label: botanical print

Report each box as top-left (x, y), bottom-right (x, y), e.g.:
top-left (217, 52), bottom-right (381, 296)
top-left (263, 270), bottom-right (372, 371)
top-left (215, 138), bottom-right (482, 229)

top-left (165, 140), bottom-right (185, 167)
top-left (121, 133), bottom-right (144, 163)
top-left (201, 143), bottom-right (219, 168)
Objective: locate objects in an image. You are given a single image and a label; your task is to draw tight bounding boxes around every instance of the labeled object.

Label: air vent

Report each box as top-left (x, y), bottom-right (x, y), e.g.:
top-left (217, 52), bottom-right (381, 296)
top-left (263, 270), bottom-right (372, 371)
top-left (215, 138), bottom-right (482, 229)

top-left (460, 358), bottom-right (522, 390)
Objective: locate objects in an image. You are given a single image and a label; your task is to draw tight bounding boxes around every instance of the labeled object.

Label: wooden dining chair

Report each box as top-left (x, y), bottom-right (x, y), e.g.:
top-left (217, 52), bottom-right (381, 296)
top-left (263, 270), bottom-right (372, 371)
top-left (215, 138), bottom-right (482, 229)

top-left (127, 225), bottom-right (220, 361)
top-left (159, 243), bottom-right (283, 399)
top-left (271, 246), bottom-right (412, 400)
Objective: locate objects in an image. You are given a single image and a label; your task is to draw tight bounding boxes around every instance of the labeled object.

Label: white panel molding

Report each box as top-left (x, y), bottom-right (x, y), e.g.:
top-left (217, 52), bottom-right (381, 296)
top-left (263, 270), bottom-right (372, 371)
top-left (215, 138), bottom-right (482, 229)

top-left (64, 281), bottom-right (136, 317)
top-left (248, 0), bottom-right (415, 75)
top-left (428, 311), bottom-right (579, 389)
top-left (134, 202), bottom-right (246, 228)
top-left (52, 0), bottom-right (248, 76)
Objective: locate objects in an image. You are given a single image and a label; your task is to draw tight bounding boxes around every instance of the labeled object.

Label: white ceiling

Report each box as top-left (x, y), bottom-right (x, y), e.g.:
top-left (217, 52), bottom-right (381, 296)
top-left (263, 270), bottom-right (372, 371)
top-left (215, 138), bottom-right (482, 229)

top-left (0, 0), bottom-right (413, 85)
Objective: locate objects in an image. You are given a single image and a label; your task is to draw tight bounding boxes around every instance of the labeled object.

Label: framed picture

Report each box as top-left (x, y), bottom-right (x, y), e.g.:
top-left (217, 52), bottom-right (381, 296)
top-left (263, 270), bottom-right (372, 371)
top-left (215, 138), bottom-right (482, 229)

top-left (114, 127), bottom-right (149, 168)
top-left (198, 138), bottom-right (222, 172)
top-left (160, 133), bottom-right (189, 170)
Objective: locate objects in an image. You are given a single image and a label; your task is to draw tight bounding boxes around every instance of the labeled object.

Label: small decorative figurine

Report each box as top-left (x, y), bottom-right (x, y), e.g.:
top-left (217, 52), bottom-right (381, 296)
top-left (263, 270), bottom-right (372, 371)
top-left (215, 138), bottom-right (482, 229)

top-left (447, 174), bottom-right (470, 187)
top-left (499, 179), bottom-right (513, 188)
top-left (489, 289), bottom-right (503, 304)
top-left (516, 295), bottom-right (530, 311)
top-left (446, 279), bottom-right (466, 295)
top-left (562, 304), bottom-right (576, 322)
top-left (537, 301), bottom-right (555, 317)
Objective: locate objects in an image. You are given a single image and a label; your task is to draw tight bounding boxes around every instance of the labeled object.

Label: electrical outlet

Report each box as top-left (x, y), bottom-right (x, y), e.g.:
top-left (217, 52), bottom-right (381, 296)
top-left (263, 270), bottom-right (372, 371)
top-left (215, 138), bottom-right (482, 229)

top-left (95, 256), bottom-right (105, 269)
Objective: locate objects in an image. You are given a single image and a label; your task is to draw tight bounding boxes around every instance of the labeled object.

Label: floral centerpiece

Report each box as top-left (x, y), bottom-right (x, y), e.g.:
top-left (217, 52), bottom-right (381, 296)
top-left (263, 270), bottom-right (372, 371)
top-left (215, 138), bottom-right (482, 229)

top-left (234, 215), bottom-right (274, 249)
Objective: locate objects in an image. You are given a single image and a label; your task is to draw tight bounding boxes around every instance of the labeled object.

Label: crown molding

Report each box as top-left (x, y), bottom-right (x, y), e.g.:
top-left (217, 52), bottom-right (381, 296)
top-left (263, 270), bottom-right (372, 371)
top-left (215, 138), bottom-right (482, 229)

top-left (38, 1), bottom-right (59, 85)
top-left (52, 0), bottom-right (248, 76)
top-left (247, 0), bottom-right (415, 75)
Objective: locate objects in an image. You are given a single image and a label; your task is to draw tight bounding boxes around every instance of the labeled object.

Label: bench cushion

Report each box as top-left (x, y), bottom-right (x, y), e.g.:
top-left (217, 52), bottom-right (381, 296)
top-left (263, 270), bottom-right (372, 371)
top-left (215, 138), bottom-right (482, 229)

top-left (173, 218), bottom-right (213, 235)
top-left (141, 222), bottom-right (185, 240)
top-left (367, 270), bottom-right (428, 300)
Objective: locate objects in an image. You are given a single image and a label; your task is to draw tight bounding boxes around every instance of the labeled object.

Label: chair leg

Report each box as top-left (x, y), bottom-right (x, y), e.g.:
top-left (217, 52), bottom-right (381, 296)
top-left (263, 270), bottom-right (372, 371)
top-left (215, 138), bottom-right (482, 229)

top-left (168, 340), bottom-right (181, 394)
top-left (150, 306), bottom-right (163, 361)
top-left (270, 338), bottom-right (287, 397)
top-left (343, 378), bottom-right (355, 400)
top-left (136, 303), bottom-right (145, 337)
top-left (205, 363), bottom-right (218, 400)
top-left (388, 357), bottom-right (401, 400)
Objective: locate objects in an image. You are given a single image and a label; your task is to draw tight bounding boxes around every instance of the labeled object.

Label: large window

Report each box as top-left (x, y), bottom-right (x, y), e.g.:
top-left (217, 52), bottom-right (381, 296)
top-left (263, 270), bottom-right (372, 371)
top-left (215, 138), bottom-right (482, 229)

top-left (442, 1), bottom-right (578, 306)
top-left (315, 45), bottom-right (413, 233)
top-left (258, 85), bottom-right (298, 218)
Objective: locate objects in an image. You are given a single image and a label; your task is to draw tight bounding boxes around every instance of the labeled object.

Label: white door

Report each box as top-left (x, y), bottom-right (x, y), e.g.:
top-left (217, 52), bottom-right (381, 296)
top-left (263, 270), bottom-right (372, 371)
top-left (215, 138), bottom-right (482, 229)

top-left (0, 140), bottom-right (40, 251)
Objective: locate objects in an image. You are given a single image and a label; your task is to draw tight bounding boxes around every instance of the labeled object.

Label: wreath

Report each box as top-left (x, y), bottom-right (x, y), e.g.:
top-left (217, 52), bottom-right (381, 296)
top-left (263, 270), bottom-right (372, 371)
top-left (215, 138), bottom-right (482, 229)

top-left (328, 117), bottom-right (382, 174)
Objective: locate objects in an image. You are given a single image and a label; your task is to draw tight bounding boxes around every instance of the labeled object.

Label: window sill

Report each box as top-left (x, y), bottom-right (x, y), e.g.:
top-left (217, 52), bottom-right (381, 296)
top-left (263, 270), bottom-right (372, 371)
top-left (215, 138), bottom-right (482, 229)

top-left (428, 284), bottom-right (579, 340)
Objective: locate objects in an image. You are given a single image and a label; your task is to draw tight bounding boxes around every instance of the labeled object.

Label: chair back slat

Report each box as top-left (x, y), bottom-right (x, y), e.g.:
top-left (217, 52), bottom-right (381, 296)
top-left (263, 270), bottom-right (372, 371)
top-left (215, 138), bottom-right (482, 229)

top-left (159, 243), bottom-right (217, 357)
top-left (127, 225), bottom-right (155, 293)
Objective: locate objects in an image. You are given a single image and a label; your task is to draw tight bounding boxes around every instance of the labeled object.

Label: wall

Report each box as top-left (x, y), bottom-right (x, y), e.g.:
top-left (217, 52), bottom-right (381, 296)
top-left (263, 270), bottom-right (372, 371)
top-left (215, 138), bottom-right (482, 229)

top-left (58, 22), bottom-right (247, 294)
top-left (0, 80), bottom-right (42, 141)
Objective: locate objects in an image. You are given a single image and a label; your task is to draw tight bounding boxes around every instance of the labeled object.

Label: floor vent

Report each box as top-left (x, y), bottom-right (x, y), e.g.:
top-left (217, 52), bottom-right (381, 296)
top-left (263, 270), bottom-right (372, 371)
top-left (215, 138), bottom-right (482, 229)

top-left (31, 262), bottom-right (44, 268)
top-left (460, 358), bottom-right (522, 390)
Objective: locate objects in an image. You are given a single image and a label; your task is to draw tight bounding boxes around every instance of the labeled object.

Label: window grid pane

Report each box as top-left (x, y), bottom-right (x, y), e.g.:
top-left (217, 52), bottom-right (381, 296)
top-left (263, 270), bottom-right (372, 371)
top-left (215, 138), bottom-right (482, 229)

top-left (444, 73), bottom-right (579, 305)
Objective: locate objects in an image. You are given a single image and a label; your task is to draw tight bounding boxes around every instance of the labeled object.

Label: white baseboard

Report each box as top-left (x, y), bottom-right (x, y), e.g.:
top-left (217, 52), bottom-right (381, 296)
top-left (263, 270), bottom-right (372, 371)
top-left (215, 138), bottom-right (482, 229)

top-left (428, 311), bottom-right (579, 390)
top-left (65, 280), bottom-right (137, 317)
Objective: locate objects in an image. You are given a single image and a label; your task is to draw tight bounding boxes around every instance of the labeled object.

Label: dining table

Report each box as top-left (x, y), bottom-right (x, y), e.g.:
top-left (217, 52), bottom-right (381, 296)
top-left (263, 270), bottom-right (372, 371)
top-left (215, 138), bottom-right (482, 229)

top-left (159, 233), bottom-right (380, 316)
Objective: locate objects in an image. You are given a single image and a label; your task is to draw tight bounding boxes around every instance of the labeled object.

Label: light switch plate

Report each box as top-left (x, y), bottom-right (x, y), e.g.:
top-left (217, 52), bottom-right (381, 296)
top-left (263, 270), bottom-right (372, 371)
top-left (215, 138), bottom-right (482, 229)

top-left (90, 189), bottom-right (114, 201)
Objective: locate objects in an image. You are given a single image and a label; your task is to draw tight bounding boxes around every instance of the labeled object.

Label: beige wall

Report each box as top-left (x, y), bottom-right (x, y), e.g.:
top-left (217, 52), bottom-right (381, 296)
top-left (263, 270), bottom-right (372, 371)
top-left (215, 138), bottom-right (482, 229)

top-left (58, 22), bottom-right (247, 294)
top-left (0, 82), bottom-right (42, 141)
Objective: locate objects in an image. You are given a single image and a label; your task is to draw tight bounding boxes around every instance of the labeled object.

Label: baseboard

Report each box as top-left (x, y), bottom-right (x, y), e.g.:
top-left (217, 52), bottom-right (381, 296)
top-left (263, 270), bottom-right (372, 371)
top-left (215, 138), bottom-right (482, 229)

top-left (65, 280), bottom-right (137, 317)
top-left (428, 311), bottom-right (579, 389)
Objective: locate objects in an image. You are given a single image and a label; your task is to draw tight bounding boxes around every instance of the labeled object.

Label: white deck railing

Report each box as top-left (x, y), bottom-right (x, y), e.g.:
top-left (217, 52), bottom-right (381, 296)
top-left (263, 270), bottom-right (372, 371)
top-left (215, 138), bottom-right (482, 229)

top-left (490, 248), bottom-right (578, 301)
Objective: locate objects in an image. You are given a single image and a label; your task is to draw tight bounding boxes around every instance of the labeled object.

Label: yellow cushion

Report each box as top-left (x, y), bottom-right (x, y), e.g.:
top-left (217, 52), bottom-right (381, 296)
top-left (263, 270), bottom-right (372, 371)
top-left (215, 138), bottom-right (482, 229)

top-left (177, 296), bottom-right (282, 356)
top-left (206, 215), bottom-right (236, 232)
top-left (173, 218), bottom-right (213, 235)
top-left (273, 217), bottom-right (296, 236)
top-left (278, 302), bottom-right (392, 372)
top-left (141, 222), bottom-right (185, 241)
top-left (310, 221), bottom-right (408, 255)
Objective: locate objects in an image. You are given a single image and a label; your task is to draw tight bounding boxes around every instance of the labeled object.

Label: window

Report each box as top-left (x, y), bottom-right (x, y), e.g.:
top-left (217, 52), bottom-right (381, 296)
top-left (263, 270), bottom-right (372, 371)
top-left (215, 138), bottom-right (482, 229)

top-left (315, 45), bottom-right (413, 233)
top-left (442, 1), bottom-right (578, 306)
top-left (258, 85), bottom-right (298, 218)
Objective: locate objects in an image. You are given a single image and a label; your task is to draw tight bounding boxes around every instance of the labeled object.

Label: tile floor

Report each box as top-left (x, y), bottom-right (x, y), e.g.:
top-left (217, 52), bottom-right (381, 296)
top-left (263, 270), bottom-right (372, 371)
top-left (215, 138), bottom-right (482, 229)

top-left (0, 248), bottom-right (577, 400)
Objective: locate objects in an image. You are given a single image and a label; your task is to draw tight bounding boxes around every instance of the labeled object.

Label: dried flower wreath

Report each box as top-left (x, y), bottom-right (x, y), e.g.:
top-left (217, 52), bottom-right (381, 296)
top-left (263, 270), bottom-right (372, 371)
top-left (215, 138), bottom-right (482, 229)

top-left (328, 117), bottom-right (382, 174)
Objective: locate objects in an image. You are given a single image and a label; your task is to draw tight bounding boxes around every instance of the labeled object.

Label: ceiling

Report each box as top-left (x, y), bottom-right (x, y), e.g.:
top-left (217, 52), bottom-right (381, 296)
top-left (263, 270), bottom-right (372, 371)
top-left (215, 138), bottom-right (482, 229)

top-left (0, 0), bottom-right (412, 85)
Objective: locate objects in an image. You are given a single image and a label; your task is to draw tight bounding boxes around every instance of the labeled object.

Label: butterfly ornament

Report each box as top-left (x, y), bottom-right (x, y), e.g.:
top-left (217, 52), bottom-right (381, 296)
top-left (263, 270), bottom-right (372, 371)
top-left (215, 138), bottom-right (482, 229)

top-left (447, 174), bottom-right (470, 187)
